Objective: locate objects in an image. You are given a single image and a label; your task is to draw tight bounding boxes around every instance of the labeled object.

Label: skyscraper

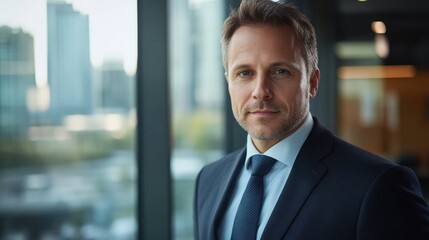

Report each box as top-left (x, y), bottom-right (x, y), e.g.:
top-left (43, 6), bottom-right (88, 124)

top-left (99, 60), bottom-right (133, 112)
top-left (47, 1), bottom-right (92, 124)
top-left (0, 26), bottom-right (36, 138)
top-left (170, 0), bottom-right (224, 112)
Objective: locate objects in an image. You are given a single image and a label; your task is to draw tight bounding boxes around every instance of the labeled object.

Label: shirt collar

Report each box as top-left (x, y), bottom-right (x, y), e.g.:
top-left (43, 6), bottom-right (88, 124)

top-left (245, 113), bottom-right (314, 169)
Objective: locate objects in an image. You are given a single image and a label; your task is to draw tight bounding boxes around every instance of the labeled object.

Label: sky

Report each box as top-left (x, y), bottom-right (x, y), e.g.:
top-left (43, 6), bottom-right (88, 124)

top-left (0, 0), bottom-right (137, 86)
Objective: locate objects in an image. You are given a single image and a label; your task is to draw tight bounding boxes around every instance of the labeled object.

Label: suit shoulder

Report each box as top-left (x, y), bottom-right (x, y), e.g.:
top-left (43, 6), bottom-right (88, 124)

top-left (331, 136), bottom-right (397, 167)
top-left (308, 118), bottom-right (395, 170)
top-left (320, 135), bottom-right (409, 185)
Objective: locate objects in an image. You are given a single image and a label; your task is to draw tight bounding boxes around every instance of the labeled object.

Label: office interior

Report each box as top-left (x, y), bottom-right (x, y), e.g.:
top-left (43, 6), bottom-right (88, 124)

top-left (0, 0), bottom-right (428, 239)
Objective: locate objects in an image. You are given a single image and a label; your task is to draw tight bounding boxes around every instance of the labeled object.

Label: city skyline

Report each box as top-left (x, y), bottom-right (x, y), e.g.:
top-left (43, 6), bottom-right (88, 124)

top-left (0, 0), bottom-right (137, 87)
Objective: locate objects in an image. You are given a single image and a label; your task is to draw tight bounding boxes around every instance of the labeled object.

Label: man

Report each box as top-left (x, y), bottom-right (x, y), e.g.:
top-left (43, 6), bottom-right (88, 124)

top-left (194, 0), bottom-right (429, 239)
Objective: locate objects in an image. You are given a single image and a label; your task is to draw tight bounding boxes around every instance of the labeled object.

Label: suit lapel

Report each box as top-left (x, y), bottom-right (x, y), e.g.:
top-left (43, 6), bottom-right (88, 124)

top-left (207, 148), bottom-right (246, 240)
top-left (261, 119), bottom-right (333, 239)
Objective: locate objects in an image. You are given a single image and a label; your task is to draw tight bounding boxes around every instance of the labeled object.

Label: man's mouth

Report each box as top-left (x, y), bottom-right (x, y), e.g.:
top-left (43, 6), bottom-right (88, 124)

top-left (250, 109), bottom-right (279, 117)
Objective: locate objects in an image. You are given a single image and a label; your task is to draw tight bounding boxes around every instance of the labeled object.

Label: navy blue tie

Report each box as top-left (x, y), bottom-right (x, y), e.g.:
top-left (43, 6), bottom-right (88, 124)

top-left (231, 154), bottom-right (277, 240)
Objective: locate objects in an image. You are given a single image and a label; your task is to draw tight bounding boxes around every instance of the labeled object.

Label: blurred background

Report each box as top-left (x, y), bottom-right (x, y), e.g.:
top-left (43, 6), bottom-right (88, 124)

top-left (0, 0), bottom-right (428, 239)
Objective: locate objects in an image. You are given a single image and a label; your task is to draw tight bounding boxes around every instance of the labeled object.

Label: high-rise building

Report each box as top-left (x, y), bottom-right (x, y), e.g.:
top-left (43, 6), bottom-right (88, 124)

top-left (0, 26), bottom-right (36, 138)
top-left (190, 0), bottom-right (224, 109)
top-left (170, 0), bottom-right (224, 112)
top-left (47, 1), bottom-right (92, 124)
top-left (99, 60), bottom-right (133, 112)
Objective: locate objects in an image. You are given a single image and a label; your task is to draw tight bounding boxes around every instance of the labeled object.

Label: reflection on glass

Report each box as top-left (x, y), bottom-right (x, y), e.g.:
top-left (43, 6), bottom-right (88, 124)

top-left (0, 0), bottom-right (137, 239)
top-left (169, 0), bottom-right (225, 239)
top-left (337, 41), bottom-right (429, 201)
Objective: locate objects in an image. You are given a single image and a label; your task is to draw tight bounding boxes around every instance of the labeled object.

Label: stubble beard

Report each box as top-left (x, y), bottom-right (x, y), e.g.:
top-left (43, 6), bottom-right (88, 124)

top-left (233, 101), bottom-right (309, 141)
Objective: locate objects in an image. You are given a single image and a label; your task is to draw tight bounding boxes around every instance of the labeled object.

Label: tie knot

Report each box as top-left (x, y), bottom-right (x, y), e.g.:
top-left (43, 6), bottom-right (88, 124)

top-left (250, 155), bottom-right (276, 177)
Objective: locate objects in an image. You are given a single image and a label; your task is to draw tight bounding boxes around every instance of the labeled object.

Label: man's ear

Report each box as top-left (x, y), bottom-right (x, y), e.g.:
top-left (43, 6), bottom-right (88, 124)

top-left (309, 68), bottom-right (320, 98)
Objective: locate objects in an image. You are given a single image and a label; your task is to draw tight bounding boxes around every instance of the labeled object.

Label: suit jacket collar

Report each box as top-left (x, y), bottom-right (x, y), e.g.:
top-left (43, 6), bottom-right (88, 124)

top-left (261, 117), bottom-right (333, 239)
top-left (208, 148), bottom-right (246, 240)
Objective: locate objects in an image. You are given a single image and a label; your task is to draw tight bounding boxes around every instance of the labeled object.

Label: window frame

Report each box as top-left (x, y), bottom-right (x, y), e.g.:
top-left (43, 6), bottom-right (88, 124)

top-left (136, 0), bottom-right (171, 239)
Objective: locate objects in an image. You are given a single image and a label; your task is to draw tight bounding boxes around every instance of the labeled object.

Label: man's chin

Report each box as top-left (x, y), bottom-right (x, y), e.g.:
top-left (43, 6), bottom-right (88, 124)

top-left (248, 129), bottom-right (279, 141)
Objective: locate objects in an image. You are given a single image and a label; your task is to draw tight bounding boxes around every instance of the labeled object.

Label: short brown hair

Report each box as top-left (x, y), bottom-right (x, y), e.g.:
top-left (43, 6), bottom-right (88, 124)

top-left (221, 0), bottom-right (318, 74)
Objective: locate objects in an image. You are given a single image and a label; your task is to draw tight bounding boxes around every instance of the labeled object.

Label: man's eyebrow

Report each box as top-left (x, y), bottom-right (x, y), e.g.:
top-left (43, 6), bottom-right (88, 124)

top-left (270, 62), bottom-right (302, 73)
top-left (270, 62), bottom-right (298, 69)
top-left (229, 64), bottom-right (252, 73)
top-left (229, 62), bottom-right (301, 72)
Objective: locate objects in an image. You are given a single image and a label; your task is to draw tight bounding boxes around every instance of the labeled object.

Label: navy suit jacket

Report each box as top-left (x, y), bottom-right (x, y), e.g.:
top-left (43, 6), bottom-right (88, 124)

top-left (194, 118), bottom-right (429, 240)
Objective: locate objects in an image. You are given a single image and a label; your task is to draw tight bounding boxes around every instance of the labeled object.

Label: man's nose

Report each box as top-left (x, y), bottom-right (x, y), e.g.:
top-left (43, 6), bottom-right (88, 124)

top-left (252, 74), bottom-right (273, 101)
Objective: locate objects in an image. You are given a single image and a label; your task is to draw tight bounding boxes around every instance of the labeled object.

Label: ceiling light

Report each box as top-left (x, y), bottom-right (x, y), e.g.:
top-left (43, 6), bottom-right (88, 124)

top-left (372, 21), bottom-right (386, 34)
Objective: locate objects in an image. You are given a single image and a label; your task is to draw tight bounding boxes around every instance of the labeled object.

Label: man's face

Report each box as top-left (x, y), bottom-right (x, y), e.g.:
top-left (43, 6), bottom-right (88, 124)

top-left (226, 24), bottom-right (319, 152)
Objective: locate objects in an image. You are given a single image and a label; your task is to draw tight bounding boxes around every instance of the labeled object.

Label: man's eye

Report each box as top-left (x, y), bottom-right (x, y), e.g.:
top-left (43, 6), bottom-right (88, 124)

top-left (274, 69), bottom-right (288, 75)
top-left (238, 70), bottom-right (252, 77)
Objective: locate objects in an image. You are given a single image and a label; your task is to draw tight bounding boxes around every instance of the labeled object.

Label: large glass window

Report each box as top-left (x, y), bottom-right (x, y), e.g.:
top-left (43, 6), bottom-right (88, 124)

top-left (336, 42), bottom-right (429, 201)
top-left (169, 0), bottom-right (225, 239)
top-left (0, 0), bottom-right (137, 239)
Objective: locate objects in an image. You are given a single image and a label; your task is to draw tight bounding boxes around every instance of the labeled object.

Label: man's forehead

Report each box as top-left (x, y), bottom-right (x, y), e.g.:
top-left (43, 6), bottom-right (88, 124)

top-left (228, 26), bottom-right (301, 59)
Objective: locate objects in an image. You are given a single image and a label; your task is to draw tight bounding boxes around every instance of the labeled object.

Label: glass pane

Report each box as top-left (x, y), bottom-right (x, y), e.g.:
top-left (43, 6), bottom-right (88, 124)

top-left (169, 0), bottom-right (225, 239)
top-left (0, 0), bottom-right (137, 239)
top-left (336, 42), bottom-right (429, 201)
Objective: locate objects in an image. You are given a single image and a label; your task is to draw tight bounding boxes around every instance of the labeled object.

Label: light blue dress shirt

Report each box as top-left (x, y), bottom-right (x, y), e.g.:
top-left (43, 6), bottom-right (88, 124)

top-left (218, 114), bottom-right (314, 240)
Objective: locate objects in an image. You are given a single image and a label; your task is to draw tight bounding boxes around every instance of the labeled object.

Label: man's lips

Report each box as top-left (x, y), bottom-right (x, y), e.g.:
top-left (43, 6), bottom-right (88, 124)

top-left (249, 109), bottom-right (279, 116)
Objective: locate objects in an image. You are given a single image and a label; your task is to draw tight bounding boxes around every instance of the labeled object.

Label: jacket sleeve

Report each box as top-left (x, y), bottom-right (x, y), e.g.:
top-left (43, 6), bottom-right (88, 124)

top-left (357, 165), bottom-right (429, 240)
